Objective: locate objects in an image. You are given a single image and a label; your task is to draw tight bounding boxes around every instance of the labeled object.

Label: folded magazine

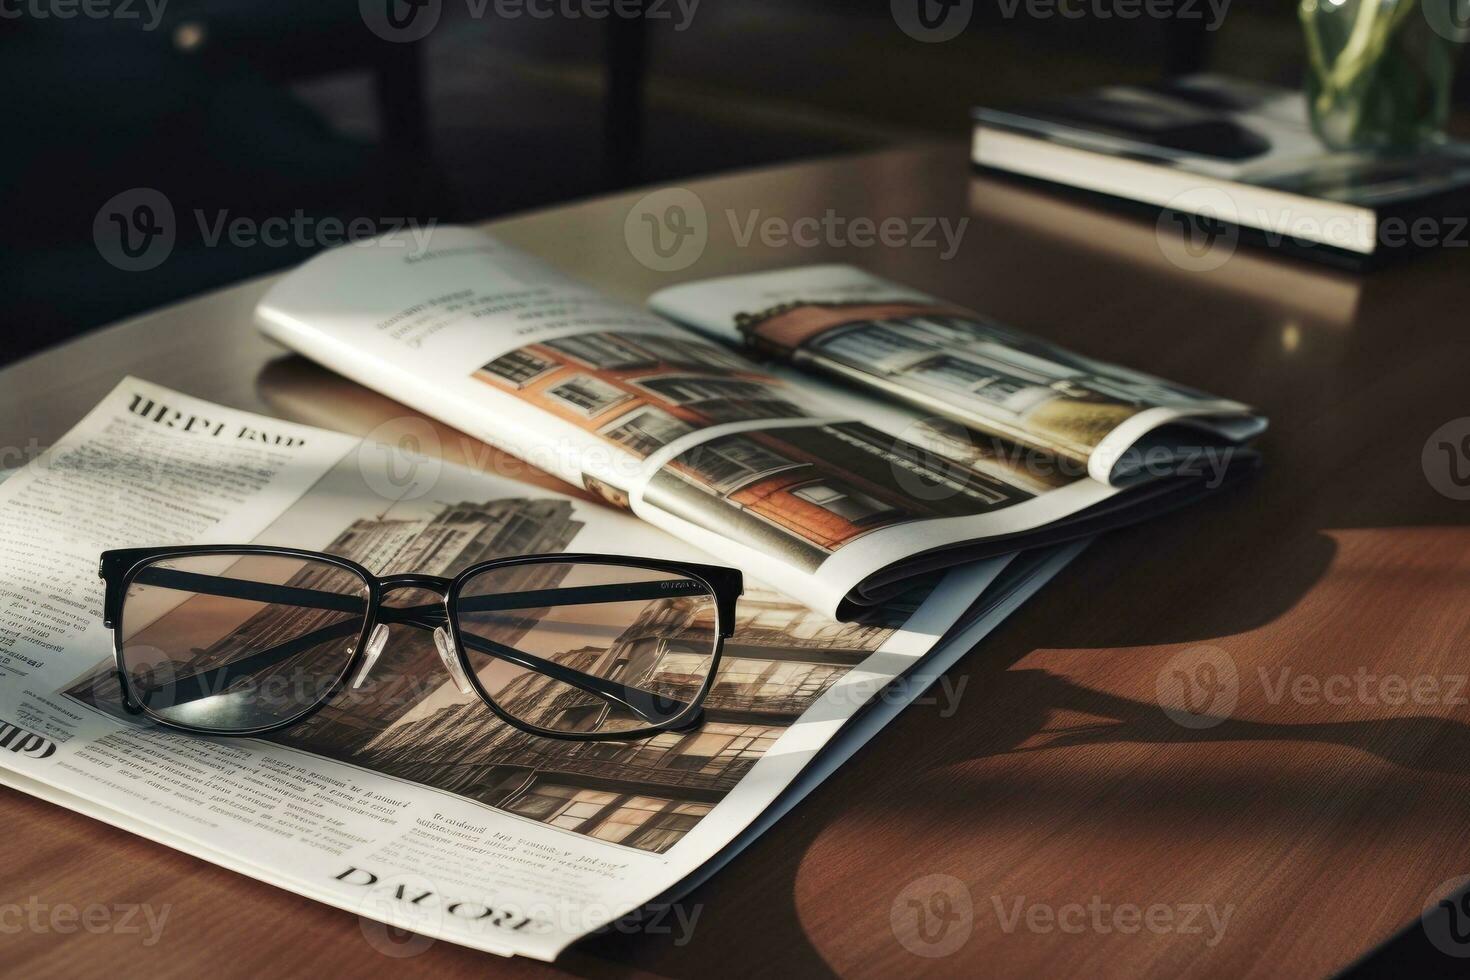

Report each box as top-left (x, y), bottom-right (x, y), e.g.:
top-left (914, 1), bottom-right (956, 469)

top-left (256, 226), bottom-right (1265, 617)
top-left (0, 379), bottom-right (1078, 960)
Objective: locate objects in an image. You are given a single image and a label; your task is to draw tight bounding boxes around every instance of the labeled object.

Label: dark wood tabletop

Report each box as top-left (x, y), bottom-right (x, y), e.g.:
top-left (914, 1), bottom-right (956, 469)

top-left (3, 145), bottom-right (1470, 978)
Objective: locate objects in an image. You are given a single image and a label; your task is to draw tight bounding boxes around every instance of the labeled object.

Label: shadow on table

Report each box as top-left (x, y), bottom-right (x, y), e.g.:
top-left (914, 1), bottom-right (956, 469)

top-left (251, 278), bottom-right (1470, 974)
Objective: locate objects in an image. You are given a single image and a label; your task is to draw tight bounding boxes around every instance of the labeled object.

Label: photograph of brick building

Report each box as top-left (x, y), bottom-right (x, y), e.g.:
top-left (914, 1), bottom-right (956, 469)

top-left (474, 329), bottom-right (1048, 567)
top-left (356, 583), bottom-right (896, 853)
top-left (734, 299), bottom-right (1215, 460)
top-left (473, 330), bottom-right (808, 462)
top-left (646, 422), bottom-right (1037, 572)
top-left (65, 492), bottom-right (899, 854)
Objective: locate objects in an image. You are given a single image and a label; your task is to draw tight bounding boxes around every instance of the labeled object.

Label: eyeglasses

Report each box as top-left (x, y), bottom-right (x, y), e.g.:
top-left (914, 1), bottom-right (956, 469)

top-left (98, 546), bottom-right (741, 741)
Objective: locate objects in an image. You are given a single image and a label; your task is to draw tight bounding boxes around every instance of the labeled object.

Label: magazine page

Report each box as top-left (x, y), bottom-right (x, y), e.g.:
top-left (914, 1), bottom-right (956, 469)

top-left (648, 264), bottom-right (1267, 485)
top-left (0, 377), bottom-right (1014, 961)
top-left (256, 227), bottom-right (1246, 617)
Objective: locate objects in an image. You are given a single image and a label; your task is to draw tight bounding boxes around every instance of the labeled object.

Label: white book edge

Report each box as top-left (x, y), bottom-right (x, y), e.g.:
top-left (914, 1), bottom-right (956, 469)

top-left (972, 125), bottom-right (1379, 255)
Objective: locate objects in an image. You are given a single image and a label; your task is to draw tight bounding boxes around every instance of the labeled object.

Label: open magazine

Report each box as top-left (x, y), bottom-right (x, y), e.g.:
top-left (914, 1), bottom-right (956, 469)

top-left (255, 227), bottom-right (1264, 618)
top-left (0, 378), bottom-right (1079, 961)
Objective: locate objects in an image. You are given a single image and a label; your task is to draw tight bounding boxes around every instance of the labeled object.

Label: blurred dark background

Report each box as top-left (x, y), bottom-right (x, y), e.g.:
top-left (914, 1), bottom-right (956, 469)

top-left (2, 0), bottom-right (1466, 365)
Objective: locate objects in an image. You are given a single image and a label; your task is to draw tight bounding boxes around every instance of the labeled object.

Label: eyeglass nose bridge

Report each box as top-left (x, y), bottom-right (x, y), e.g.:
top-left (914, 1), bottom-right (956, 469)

top-left (350, 623), bottom-right (391, 690)
top-left (352, 571), bottom-right (477, 695)
top-left (378, 574), bottom-right (453, 595)
top-left (349, 621), bottom-right (473, 696)
top-left (433, 626), bottom-right (474, 695)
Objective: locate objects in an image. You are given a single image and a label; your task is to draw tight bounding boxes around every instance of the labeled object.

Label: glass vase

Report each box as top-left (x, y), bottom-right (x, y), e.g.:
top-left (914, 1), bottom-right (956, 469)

top-left (1299, 0), bottom-right (1464, 151)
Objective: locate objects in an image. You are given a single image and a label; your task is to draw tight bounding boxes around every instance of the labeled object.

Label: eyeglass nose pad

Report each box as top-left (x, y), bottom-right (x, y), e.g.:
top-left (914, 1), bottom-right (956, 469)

top-left (350, 623), bottom-right (391, 690)
top-left (433, 626), bottom-right (474, 696)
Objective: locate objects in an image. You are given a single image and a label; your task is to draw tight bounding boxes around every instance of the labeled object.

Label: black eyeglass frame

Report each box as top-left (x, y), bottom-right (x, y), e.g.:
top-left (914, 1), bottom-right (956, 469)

top-left (99, 544), bottom-right (742, 743)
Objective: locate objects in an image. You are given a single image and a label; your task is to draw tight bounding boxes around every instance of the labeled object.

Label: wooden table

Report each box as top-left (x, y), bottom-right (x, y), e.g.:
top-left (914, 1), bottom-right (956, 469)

top-left (4, 145), bottom-right (1470, 978)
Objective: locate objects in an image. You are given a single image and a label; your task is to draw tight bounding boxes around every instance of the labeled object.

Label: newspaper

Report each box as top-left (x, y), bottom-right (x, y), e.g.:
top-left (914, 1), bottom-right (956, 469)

top-left (0, 378), bottom-right (1077, 961)
top-left (255, 226), bottom-right (1262, 617)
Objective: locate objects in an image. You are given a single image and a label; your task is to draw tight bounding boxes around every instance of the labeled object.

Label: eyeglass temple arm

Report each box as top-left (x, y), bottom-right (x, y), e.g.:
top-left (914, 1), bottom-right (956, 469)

top-left (145, 615), bottom-right (692, 725)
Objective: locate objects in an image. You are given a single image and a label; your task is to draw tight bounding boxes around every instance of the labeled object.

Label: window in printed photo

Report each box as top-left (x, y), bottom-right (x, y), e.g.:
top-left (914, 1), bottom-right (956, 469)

top-left (790, 479), bottom-right (899, 524)
top-left (634, 334), bottom-right (752, 372)
top-left (814, 321), bottom-right (931, 368)
top-left (599, 405), bottom-right (695, 457)
top-left (481, 348), bottom-right (556, 387)
top-left (682, 436), bottom-right (805, 494)
top-left (547, 374), bottom-right (632, 416)
top-left (544, 333), bottom-right (658, 370)
top-left (633, 375), bottom-right (806, 423)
